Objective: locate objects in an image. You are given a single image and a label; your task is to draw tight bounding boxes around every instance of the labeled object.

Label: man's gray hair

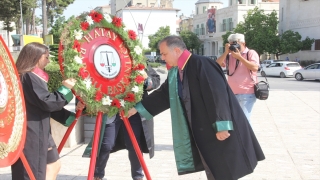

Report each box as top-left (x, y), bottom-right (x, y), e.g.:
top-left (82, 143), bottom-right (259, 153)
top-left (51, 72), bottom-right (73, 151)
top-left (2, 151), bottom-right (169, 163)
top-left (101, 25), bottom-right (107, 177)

top-left (158, 35), bottom-right (187, 50)
top-left (227, 33), bottom-right (245, 43)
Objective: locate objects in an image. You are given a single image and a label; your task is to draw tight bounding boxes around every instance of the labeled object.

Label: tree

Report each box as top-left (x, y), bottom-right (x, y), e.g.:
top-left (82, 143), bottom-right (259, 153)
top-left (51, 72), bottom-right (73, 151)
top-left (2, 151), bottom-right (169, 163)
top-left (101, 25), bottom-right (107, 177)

top-left (48, 16), bottom-right (66, 43)
top-left (0, 0), bottom-right (19, 45)
top-left (180, 30), bottom-right (202, 53)
top-left (275, 30), bottom-right (302, 58)
top-left (233, 7), bottom-right (279, 56)
top-left (301, 36), bottom-right (315, 51)
top-left (148, 26), bottom-right (170, 52)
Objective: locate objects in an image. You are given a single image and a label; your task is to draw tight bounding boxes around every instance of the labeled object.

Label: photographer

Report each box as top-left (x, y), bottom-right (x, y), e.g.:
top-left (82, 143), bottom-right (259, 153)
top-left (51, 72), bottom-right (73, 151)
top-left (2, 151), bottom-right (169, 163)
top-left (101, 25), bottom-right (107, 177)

top-left (216, 33), bottom-right (259, 125)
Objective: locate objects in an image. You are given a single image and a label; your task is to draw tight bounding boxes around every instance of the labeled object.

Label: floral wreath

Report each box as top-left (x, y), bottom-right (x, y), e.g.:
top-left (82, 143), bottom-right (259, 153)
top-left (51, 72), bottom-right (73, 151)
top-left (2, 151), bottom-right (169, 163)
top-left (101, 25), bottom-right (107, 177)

top-left (59, 10), bottom-right (146, 117)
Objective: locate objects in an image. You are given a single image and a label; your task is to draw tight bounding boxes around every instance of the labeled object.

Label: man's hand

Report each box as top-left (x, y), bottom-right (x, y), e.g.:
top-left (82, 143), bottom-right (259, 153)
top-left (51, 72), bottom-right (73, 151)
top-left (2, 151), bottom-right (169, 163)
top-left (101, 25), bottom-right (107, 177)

top-left (216, 131), bottom-right (230, 141)
top-left (62, 78), bottom-right (77, 89)
top-left (230, 48), bottom-right (242, 60)
top-left (76, 101), bottom-right (85, 111)
top-left (127, 108), bottom-right (138, 118)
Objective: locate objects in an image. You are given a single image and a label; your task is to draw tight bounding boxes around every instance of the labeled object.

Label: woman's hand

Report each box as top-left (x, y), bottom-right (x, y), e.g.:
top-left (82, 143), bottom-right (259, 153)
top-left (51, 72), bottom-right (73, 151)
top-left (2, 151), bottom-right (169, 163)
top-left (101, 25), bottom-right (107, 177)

top-left (62, 78), bottom-right (77, 89)
top-left (76, 101), bottom-right (86, 111)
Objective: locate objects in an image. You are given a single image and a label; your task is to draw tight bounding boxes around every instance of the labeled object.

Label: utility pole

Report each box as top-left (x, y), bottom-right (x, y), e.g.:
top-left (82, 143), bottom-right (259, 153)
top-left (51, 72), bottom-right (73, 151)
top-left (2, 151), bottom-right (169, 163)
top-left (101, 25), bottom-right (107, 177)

top-left (20, 0), bottom-right (24, 35)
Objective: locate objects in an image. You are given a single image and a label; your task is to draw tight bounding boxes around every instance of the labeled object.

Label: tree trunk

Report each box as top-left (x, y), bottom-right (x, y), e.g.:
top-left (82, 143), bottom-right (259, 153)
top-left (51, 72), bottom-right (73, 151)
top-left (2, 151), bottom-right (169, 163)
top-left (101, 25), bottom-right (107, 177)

top-left (31, 8), bottom-right (35, 34)
top-left (6, 30), bottom-right (10, 47)
top-left (26, 18), bottom-right (30, 35)
top-left (42, 0), bottom-right (47, 37)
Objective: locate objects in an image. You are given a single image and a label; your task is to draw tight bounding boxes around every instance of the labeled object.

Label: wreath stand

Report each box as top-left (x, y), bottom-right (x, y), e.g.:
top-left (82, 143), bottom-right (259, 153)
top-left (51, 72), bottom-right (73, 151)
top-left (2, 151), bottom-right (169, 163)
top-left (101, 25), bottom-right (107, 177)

top-left (57, 110), bottom-right (151, 180)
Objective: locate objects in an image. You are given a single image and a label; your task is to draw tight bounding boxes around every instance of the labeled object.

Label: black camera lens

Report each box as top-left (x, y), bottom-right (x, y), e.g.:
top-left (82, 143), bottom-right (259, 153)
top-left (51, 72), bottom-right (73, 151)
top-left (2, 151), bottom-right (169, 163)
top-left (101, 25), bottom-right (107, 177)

top-left (229, 41), bottom-right (240, 52)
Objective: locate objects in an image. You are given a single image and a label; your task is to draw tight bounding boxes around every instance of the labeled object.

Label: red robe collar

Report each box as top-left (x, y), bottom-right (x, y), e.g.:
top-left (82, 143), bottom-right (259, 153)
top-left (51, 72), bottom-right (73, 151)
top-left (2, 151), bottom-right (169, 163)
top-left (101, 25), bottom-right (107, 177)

top-left (32, 67), bottom-right (49, 83)
top-left (166, 50), bottom-right (192, 70)
top-left (177, 50), bottom-right (192, 71)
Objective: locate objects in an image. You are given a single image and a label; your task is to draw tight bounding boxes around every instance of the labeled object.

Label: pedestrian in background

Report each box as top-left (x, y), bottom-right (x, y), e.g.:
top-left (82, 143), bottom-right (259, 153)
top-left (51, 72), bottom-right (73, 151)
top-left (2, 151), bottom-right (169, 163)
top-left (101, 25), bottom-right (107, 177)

top-left (83, 65), bottom-right (160, 180)
top-left (216, 33), bottom-right (260, 125)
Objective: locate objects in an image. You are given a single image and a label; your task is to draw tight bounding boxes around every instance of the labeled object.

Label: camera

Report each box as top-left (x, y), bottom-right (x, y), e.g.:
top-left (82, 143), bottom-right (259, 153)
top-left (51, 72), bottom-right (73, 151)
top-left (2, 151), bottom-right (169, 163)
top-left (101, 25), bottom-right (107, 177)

top-left (229, 41), bottom-right (241, 52)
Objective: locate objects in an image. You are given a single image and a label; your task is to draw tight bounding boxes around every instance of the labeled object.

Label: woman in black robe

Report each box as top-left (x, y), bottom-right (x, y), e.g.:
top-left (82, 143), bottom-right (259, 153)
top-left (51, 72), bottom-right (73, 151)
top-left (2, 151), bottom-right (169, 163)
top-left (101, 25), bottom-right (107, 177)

top-left (11, 42), bottom-right (83, 180)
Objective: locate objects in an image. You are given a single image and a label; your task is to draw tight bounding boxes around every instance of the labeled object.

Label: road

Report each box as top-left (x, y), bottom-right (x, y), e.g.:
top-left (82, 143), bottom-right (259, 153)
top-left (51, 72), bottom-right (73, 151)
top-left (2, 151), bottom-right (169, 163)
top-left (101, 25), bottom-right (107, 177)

top-left (257, 73), bottom-right (320, 91)
top-left (155, 67), bottom-right (320, 91)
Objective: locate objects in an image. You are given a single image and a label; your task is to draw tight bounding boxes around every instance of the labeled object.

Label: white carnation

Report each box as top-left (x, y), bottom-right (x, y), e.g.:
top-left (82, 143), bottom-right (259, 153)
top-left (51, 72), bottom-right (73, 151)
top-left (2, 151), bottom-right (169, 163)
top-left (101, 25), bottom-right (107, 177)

top-left (84, 78), bottom-right (92, 90)
top-left (131, 86), bottom-right (139, 93)
top-left (134, 46), bottom-right (142, 55)
top-left (104, 13), bottom-right (112, 23)
top-left (102, 96), bottom-right (112, 106)
top-left (86, 15), bottom-right (94, 25)
top-left (120, 99), bottom-right (125, 107)
top-left (74, 30), bottom-right (83, 40)
top-left (74, 55), bottom-right (83, 64)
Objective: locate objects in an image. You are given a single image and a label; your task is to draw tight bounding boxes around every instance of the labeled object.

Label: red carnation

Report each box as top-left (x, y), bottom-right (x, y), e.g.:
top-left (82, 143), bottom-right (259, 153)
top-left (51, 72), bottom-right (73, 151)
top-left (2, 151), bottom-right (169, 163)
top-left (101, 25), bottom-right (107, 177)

top-left (79, 67), bottom-right (89, 79)
top-left (73, 40), bottom-right (81, 52)
top-left (89, 10), bottom-right (95, 17)
top-left (134, 64), bottom-right (145, 70)
top-left (128, 30), bottom-right (137, 40)
top-left (80, 22), bottom-right (89, 30)
top-left (124, 93), bottom-right (135, 102)
top-left (95, 91), bottom-right (103, 101)
top-left (111, 99), bottom-right (121, 108)
top-left (112, 17), bottom-right (122, 27)
top-left (135, 75), bottom-right (145, 84)
top-left (90, 12), bottom-right (103, 23)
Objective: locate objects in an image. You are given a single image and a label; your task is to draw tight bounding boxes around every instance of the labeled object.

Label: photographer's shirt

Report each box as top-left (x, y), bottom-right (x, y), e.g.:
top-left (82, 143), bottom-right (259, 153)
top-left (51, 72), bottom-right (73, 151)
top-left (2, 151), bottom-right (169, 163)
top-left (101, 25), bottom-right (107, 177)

top-left (224, 47), bottom-right (259, 94)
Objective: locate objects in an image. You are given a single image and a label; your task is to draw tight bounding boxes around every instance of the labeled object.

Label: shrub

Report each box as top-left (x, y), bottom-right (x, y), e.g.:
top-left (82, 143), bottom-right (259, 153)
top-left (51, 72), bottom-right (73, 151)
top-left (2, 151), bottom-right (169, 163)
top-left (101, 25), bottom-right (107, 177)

top-left (49, 44), bottom-right (59, 63)
top-left (45, 61), bottom-right (63, 92)
top-left (299, 60), bottom-right (320, 67)
top-left (148, 62), bottom-right (161, 68)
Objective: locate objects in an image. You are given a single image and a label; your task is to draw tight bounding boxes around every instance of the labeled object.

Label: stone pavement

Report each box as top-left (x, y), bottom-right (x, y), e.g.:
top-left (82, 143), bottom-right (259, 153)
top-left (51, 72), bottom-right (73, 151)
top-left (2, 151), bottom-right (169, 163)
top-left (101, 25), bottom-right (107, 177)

top-left (1, 90), bottom-right (319, 179)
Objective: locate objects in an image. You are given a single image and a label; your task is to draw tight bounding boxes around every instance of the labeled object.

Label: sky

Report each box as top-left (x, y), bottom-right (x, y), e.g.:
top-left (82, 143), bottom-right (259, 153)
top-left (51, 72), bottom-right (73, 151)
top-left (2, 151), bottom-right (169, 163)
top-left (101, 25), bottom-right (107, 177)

top-left (44, 0), bottom-right (228, 19)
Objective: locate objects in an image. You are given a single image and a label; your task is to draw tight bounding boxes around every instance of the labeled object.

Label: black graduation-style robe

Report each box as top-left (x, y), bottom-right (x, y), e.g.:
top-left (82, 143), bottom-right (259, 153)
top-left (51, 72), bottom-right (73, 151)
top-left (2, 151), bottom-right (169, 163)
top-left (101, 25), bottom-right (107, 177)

top-left (136, 53), bottom-right (265, 180)
top-left (11, 72), bottom-right (74, 180)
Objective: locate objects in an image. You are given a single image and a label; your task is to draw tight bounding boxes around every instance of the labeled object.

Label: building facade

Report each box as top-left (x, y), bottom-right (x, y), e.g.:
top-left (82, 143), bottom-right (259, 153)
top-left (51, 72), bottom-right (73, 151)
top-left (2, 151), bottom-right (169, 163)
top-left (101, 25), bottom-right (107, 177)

top-left (109, 0), bottom-right (179, 49)
top-left (279, 0), bottom-right (320, 61)
top-left (193, 0), bottom-right (279, 58)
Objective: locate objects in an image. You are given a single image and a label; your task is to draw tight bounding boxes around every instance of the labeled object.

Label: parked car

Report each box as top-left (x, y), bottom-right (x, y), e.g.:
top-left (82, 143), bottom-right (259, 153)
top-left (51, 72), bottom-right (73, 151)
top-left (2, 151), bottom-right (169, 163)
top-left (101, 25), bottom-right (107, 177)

top-left (260, 61), bottom-right (302, 78)
top-left (260, 60), bottom-right (282, 70)
top-left (293, 63), bottom-right (320, 81)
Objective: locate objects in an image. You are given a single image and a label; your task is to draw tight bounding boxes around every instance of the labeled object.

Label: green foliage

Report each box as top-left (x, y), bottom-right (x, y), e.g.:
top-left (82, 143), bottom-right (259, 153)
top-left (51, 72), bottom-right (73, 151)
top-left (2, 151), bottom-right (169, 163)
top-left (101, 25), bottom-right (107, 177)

top-left (301, 36), bottom-right (315, 50)
top-left (179, 30), bottom-right (201, 53)
top-left (49, 44), bottom-right (59, 63)
top-left (49, 16), bottom-right (67, 44)
top-left (148, 26), bottom-right (170, 51)
top-left (45, 61), bottom-right (62, 92)
top-left (278, 30), bottom-right (302, 55)
top-left (233, 7), bottom-right (279, 56)
top-left (47, 0), bottom-right (75, 26)
top-left (299, 60), bottom-right (320, 67)
top-left (148, 62), bottom-right (161, 68)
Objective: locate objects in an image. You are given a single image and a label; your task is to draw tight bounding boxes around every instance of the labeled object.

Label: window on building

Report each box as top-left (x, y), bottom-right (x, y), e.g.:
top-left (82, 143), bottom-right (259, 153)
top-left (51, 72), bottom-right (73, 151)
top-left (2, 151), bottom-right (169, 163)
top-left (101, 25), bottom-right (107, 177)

top-left (150, 3), bottom-right (155, 7)
top-left (230, 0), bottom-right (233, 6)
top-left (250, 0), bottom-right (256, 4)
top-left (201, 24), bottom-right (205, 35)
top-left (315, 39), bottom-right (320, 50)
top-left (203, 6), bottom-right (207, 13)
top-left (228, 18), bottom-right (233, 31)
top-left (238, 0), bottom-right (246, 4)
top-left (222, 19), bottom-right (226, 31)
top-left (281, 7), bottom-right (283, 21)
top-left (196, 7), bottom-right (199, 15)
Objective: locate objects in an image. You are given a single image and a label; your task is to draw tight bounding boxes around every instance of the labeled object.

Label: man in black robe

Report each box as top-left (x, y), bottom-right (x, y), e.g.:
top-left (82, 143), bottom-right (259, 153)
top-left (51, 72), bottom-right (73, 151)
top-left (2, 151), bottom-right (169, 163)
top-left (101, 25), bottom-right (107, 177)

top-left (128, 35), bottom-right (265, 180)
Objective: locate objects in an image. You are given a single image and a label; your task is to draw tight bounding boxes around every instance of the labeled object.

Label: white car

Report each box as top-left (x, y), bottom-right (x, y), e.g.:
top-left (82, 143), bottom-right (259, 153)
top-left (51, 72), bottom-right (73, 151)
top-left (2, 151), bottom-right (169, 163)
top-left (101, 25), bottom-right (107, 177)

top-left (293, 63), bottom-right (320, 81)
top-left (260, 61), bottom-right (302, 78)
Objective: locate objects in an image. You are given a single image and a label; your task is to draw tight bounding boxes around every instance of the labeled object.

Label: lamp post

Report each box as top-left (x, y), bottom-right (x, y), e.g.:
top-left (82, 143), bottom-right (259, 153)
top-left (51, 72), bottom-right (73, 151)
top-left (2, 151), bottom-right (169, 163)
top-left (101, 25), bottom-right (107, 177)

top-left (20, 0), bottom-right (24, 35)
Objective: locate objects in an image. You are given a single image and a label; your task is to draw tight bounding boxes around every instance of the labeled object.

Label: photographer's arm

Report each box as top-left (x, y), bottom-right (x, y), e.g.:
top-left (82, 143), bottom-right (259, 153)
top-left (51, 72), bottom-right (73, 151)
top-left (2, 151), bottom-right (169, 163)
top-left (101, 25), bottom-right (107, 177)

top-left (231, 49), bottom-right (259, 72)
top-left (216, 43), bottom-right (230, 66)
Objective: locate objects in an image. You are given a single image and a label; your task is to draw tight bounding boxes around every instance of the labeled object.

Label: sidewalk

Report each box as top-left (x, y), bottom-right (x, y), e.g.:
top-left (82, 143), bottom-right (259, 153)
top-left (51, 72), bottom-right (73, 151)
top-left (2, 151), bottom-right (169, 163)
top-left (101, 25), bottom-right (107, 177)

top-left (1, 90), bottom-right (319, 180)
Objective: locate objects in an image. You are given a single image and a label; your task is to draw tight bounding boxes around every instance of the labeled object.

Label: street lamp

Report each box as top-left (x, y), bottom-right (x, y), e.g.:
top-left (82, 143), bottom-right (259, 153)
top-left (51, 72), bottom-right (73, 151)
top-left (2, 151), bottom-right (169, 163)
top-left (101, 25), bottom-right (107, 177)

top-left (20, 0), bottom-right (24, 35)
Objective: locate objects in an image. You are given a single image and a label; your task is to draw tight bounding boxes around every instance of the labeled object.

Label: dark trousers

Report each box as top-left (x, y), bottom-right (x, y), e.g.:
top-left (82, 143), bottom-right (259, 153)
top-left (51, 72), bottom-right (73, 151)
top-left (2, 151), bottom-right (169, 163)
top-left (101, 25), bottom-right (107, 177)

top-left (94, 114), bottom-right (144, 180)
